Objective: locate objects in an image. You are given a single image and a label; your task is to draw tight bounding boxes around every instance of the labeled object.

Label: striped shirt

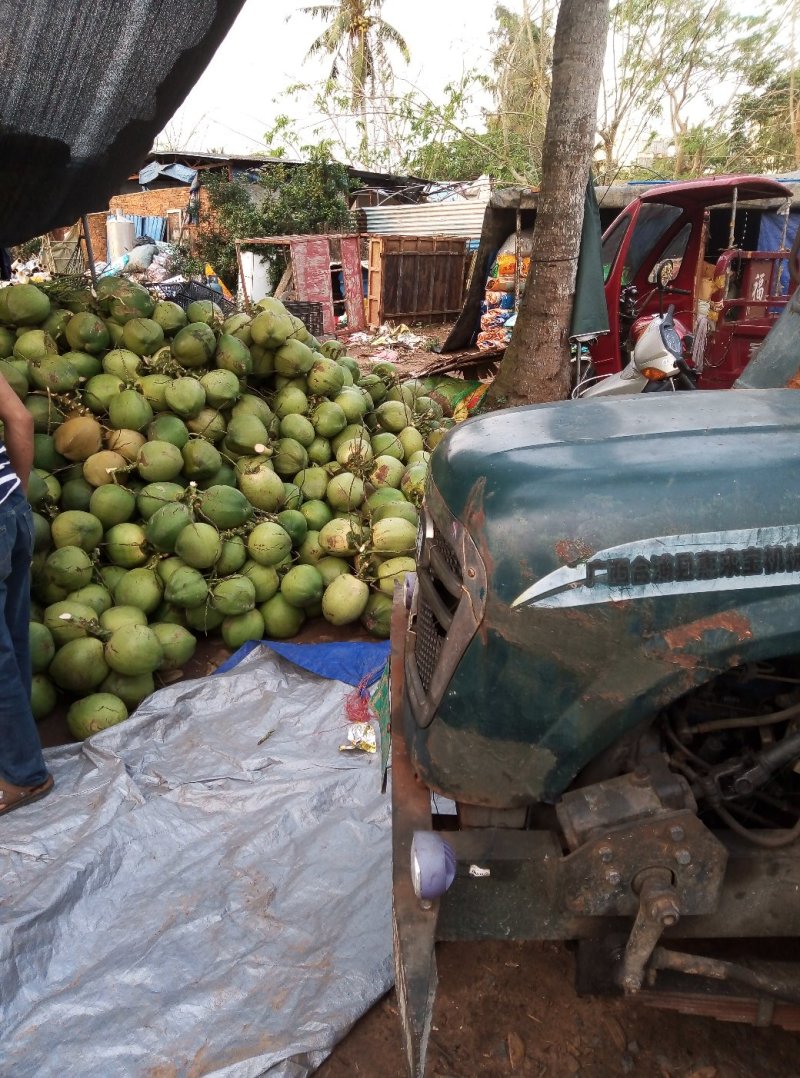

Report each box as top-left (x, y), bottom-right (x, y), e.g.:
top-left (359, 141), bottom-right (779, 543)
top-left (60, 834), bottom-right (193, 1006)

top-left (0, 441), bottom-right (20, 505)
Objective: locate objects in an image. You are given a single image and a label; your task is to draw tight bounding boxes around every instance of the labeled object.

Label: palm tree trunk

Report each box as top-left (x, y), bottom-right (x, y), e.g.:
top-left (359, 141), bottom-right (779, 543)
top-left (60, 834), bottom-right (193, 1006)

top-left (488, 0), bottom-right (610, 407)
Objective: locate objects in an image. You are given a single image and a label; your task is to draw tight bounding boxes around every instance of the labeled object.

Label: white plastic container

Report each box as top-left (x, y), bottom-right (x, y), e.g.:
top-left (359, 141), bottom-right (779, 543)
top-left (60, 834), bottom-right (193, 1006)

top-left (106, 216), bottom-right (136, 262)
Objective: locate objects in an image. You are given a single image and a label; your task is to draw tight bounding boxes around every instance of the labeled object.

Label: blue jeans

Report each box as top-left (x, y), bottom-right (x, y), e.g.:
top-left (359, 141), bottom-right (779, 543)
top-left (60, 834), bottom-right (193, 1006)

top-left (0, 488), bottom-right (47, 787)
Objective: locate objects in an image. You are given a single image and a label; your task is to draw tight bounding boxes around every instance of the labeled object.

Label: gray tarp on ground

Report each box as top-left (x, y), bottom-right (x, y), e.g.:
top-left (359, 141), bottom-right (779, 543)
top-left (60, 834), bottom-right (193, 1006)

top-left (0, 0), bottom-right (246, 245)
top-left (0, 647), bottom-right (393, 1076)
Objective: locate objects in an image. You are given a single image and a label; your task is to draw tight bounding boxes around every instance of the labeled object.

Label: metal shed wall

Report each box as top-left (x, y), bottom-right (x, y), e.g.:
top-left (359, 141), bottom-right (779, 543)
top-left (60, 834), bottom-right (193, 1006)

top-left (360, 202), bottom-right (488, 240)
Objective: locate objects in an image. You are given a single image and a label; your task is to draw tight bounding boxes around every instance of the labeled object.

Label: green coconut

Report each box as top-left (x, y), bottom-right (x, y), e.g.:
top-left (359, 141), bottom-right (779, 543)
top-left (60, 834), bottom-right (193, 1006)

top-left (104, 623), bottom-right (164, 676)
top-left (1, 283), bottom-right (51, 325)
top-left (198, 485), bottom-right (252, 529)
top-left (107, 280), bottom-right (155, 323)
top-left (164, 565), bottom-right (209, 608)
top-left (326, 472), bottom-right (365, 512)
top-left (107, 389), bottom-right (153, 432)
top-left (51, 510), bottom-right (103, 552)
top-left (225, 413), bottom-right (269, 455)
top-left (136, 373), bottom-right (173, 410)
top-left (318, 516), bottom-right (363, 558)
top-left (273, 385), bottom-right (308, 420)
top-left (377, 556), bottom-right (417, 595)
top-left (174, 522), bottom-right (222, 569)
top-left (272, 437), bottom-right (308, 477)
top-left (199, 368), bottom-right (241, 409)
top-left (187, 407), bottom-right (227, 443)
top-left (99, 605), bottom-right (148, 633)
top-left (400, 461), bottom-right (428, 505)
top-left (146, 500), bottom-right (194, 553)
top-left (171, 322), bottom-right (217, 368)
top-left (31, 674), bottom-right (58, 721)
top-left (361, 591), bottom-right (393, 638)
top-left (306, 357), bottom-right (345, 396)
top-left (247, 521), bottom-right (292, 566)
top-left (67, 693), bottom-right (128, 739)
top-left (26, 394), bottom-right (65, 433)
top-left (152, 300), bottom-right (188, 335)
top-left (28, 354), bottom-right (80, 393)
top-left (215, 534), bottom-right (248, 575)
top-left (280, 564), bottom-right (324, 610)
top-left (104, 522), bottom-right (148, 567)
top-left (299, 499), bottom-right (333, 532)
top-left (260, 594), bottom-right (305, 639)
top-left (368, 455), bottom-right (405, 489)
top-left (297, 530), bottom-right (324, 565)
top-left (307, 435), bottom-right (333, 465)
top-left (210, 575), bottom-right (257, 616)
top-left (67, 583), bottom-right (113, 615)
top-left (0, 358), bottom-right (28, 398)
top-left (250, 307), bottom-right (293, 349)
top-left (59, 477), bottom-right (94, 512)
top-left (241, 561), bottom-right (280, 602)
top-left (237, 460), bottom-right (285, 511)
top-left (14, 327), bottom-right (58, 363)
top-left (150, 622), bottom-right (197, 670)
top-left (30, 621), bottom-right (56, 673)
top-left (99, 670), bottom-right (155, 710)
top-left (136, 440), bottom-right (184, 482)
top-left (164, 376), bottom-right (206, 419)
top-left (215, 333), bottom-right (252, 377)
top-left (44, 599), bottom-right (100, 644)
top-left (371, 517), bottom-right (417, 555)
top-left (50, 637), bottom-right (109, 693)
top-left (322, 573), bottom-right (370, 625)
top-left (136, 481), bottom-right (185, 520)
top-left (371, 500), bottom-right (418, 526)
top-left (112, 567), bottom-right (163, 614)
top-left (45, 546), bottom-right (93, 590)
top-left (181, 438), bottom-right (222, 480)
top-left (311, 400), bottom-right (348, 439)
top-left (102, 348), bottom-right (142, 382)
top-left (65, 311), bottom-right (111, 354)
top-left (221, 608), bottom-right (265, 649)
top-left (187, 299), bottom-right (223, 327)
top-left (147, 413), bottom-right (190, 449)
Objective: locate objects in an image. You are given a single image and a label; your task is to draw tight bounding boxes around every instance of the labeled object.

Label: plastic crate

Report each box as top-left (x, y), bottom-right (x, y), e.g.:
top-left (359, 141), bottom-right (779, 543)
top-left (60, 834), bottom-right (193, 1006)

top-left (283, 301), bottom-right (324, 337)
top-left (156, 280), bottom-right (237, 317)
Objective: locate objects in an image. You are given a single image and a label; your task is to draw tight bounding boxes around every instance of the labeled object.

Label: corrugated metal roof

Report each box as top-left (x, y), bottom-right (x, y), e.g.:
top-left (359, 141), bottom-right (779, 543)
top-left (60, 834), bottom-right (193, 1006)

top-left (360, 201), bottom-right (488, 238)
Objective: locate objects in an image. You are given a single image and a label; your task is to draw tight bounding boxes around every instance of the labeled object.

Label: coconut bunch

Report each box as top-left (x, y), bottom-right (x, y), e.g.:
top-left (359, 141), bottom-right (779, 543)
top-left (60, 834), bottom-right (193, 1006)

top-left (0, 278), bottom-right (452, 739)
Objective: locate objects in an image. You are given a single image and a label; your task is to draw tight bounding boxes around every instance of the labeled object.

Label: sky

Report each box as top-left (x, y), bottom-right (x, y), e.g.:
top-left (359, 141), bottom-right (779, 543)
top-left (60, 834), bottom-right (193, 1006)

top-left (160, 0), bottom-right (505, 156)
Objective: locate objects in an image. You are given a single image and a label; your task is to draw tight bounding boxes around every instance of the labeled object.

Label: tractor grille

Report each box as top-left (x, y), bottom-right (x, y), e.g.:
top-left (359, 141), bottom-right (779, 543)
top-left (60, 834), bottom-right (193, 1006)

top-left (415, 522), bottom-right (463, 694)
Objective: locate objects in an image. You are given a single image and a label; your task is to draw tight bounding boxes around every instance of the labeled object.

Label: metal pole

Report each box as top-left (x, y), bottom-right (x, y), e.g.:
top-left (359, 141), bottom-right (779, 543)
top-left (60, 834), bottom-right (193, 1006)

top-left (727, 187), bottom-right (738, 249)
top-left (81, 214), bottom-right (98, 287)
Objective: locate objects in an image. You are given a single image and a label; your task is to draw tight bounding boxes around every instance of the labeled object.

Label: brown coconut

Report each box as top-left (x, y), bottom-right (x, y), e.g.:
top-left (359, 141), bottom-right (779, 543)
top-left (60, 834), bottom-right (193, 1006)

top-left (83, 450), bottom-right (128, 486)
top-left (53, 415), bottom-right (103, 461)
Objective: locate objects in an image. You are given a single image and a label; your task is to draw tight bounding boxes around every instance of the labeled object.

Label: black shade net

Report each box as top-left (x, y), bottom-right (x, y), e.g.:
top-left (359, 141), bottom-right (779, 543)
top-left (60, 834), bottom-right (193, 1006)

top-left (0, 0), bottom-right (246, 246)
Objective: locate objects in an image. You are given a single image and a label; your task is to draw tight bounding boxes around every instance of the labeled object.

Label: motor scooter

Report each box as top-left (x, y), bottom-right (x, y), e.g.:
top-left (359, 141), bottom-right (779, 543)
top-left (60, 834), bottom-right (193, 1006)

top-left (575, 261), bottom-right (699, 397)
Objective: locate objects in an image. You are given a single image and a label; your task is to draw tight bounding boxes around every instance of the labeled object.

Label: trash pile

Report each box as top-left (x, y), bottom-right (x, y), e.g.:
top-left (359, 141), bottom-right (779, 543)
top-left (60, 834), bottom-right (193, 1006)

top-left (476, 230), bottom-right (533, 351)
top-left (0, 279), bottom-right (450, 740)
top-left (348, 323), bottom-right (438, 352)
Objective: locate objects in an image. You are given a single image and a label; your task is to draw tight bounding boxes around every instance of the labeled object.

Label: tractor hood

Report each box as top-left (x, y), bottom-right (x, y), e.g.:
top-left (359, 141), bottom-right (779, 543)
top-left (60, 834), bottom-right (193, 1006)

top-left (411, 389), bottom-right (800, 808)
top-left (432, 389), bottom-right (800, 604)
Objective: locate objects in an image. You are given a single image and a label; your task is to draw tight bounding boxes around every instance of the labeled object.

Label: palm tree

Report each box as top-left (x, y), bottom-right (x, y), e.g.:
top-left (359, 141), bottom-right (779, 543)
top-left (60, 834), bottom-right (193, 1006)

top-left (302, 1), bottom-right (410, 111)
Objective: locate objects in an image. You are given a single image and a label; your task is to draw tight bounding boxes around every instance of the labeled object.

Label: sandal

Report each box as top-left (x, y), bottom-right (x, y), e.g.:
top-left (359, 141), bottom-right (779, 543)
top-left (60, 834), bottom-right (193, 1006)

top-left (0, 772), bottom-right (54, 816)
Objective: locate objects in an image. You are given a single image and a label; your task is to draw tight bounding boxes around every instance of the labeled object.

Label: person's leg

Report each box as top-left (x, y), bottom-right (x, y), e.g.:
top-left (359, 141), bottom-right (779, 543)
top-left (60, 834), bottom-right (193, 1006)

top-left (0, 490), bottom-right (48, 788)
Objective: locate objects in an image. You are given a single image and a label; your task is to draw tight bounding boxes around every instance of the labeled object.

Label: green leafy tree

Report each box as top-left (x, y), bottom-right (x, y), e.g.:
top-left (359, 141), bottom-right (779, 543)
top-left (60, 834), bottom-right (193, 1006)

top-left (193, 145), bottom-right (353, 288)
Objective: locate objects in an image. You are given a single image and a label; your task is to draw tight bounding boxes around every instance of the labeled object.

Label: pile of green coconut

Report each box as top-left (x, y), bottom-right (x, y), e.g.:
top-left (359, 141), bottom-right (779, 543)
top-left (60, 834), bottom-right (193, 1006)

top-left (0, 279), bottom-right (449, 739)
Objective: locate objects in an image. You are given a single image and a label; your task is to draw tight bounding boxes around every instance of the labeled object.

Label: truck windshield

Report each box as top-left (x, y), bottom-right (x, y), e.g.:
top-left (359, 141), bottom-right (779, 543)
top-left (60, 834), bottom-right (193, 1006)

top-left (601, 215), bottom-right (630, 281)
top-left (621, 204), bottom-right (683, 284)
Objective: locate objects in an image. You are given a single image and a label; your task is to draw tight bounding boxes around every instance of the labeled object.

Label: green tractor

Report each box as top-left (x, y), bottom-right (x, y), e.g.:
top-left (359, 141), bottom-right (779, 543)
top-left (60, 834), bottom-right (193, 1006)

top-left (392, 290), bottom-right (800, 1075)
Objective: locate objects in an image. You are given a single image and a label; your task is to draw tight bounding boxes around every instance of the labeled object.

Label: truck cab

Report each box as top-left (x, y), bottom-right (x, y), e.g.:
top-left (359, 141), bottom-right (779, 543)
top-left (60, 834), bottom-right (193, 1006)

top-left (592, 176), bottom-right (796, 389)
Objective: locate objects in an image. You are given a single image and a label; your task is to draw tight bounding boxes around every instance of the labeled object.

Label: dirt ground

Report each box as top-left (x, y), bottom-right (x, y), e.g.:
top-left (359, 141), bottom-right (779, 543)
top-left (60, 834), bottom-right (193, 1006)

top-left (320, 940), bottom-right (799, 1078)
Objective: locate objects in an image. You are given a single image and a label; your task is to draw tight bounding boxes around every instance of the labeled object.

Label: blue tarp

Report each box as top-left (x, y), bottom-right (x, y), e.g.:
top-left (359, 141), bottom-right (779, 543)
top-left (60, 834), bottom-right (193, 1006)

top-left (121, 213), bottom-right (167, 242)
top-left (757, 210), bottom-right (800, 294)
top-left (138, 160), bottom-right (198, 186)
top-left (216, 639), bottom-right (390, 687)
